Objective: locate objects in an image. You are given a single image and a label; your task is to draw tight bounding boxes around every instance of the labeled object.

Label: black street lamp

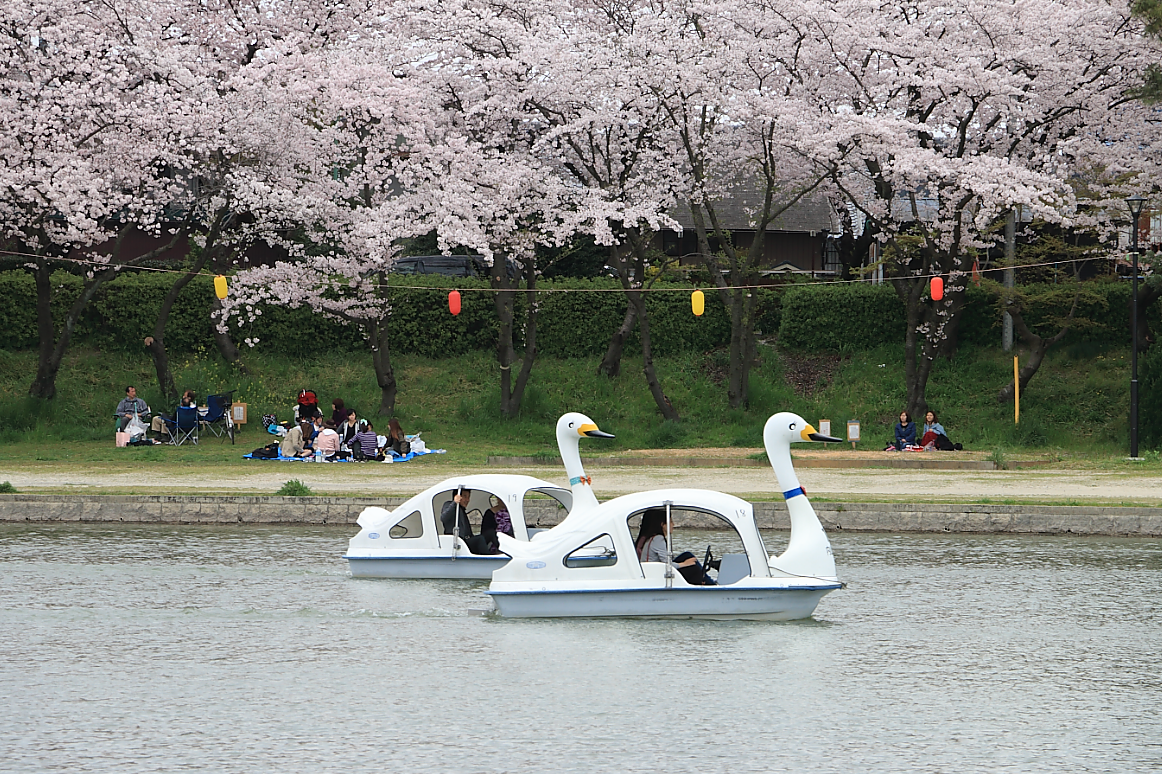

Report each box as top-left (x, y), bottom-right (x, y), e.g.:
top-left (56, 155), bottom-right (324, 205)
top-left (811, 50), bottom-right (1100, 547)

top-left (1126, 194), bottom-right (1147, 459)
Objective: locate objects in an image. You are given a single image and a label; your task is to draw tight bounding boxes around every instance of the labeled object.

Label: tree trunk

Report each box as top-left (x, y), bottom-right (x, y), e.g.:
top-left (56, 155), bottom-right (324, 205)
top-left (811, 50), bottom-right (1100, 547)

top-left (30, 256), bottom-right (119, 400)
top-left (147, 221), bottom-right (225, 404)
top-left (508, 260), bottom-right (539, 416)
top-left (28, 223), bottom-right (188, 400)
top-left (369, 314), bottom-right (397, 416)
top-left (608, 233), bottom-right (679, 420)
top-left (624, 233), bottom-right (679, 421)
top-left (492, 256), bottom-right (519, 417)
top-left (209, 294), bottom-right (248, 374)
top-left (996, 293), bottom-right (1079, 403)
top-left (597, 302), bottom-right (636, 378)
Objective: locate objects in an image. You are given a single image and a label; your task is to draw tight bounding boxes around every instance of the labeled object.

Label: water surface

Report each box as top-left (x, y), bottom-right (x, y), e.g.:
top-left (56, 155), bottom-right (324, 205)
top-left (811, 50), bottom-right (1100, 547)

top-left (1, 524), bottom-right (1159, 773)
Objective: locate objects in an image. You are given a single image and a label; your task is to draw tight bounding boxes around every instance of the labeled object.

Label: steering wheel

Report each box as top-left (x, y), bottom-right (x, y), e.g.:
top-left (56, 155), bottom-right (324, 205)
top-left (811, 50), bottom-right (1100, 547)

top-left (703, 544), bottom-right (713, 573)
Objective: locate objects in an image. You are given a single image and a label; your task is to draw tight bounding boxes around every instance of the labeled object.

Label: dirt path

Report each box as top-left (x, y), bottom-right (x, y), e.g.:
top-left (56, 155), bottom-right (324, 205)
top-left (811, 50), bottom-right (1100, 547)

top-left (4, 462), bottom-right (1160, 504)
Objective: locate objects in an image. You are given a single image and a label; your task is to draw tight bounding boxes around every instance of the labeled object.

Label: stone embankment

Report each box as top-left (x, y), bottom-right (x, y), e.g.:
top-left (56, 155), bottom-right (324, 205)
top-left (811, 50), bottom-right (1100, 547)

top-left (1, 494), bottom-right (1160, 536)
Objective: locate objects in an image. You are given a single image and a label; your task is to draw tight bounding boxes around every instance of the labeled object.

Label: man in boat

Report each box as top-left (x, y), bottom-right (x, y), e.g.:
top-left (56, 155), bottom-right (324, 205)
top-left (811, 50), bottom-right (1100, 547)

top-left (440, 489), bottom-right (491, 554)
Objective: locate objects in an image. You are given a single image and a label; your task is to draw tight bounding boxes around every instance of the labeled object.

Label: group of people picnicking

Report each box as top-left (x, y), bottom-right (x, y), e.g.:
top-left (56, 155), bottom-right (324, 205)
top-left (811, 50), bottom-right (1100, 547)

top-left (271, 390), bottom-right (412, 461)
top-left (114, 385), bottom-right (198, 442)
top-left (887, 410), bottom-right (963, 452)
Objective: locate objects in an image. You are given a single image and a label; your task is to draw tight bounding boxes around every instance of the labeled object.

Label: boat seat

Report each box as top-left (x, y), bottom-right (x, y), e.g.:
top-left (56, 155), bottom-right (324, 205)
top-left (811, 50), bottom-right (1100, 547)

top-left (716, 553), bottom-right (750, 585)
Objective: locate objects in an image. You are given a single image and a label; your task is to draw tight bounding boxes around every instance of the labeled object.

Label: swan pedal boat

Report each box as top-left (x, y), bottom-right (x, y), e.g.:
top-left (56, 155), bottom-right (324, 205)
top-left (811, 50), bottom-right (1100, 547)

top-left (486, 413), bottom-right (844, 620)
top-left (345, 474), bottom-right (573, 579)
top-left (344, 413), bottom-right (614, 580)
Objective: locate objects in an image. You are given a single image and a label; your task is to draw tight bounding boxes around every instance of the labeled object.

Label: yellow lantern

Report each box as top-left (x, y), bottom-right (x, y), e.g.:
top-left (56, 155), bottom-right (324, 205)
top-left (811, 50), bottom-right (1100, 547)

top-left (691, 289), bottom-right (705, 316)
top-left (214, 275), bottom-right (228, 300)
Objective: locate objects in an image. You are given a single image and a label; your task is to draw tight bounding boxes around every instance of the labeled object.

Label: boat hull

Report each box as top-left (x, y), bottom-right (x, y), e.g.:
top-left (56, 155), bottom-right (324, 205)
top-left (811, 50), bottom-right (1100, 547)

top-left (486, 584), bottom-right (838, 620)
top-left (346, 555), bottom-right (508, 580)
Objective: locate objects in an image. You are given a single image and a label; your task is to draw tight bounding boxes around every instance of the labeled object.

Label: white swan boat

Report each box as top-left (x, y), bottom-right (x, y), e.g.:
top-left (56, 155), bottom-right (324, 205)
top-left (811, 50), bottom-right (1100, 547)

top-left (344, 413), bottom-right (613, 579)
top-left (486, 412), bottom-right (844, 619)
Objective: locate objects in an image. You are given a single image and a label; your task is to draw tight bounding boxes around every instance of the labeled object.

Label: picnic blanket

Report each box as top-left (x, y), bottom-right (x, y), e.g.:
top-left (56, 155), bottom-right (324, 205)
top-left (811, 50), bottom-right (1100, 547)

top-left (243, 448), bottom-right (446, 462)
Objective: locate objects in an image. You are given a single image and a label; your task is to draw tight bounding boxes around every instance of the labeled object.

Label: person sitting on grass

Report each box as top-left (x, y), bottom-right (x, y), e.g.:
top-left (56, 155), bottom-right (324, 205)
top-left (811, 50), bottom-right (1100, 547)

top-left (330, 398), bottom-right (347, 427)
top-left (889, 411), bottom-right (916, 451)
top-left (353, 420), bottom-right (380, 460)
top-left (388, 417), bottom-right (410, 456)
top-left (315, 419), bottom-right (342, 458)
top-left (920, 410), bottom-right (946, 449)
top-left (279, 423), bottom-right (312, 458)
top-left (339, 409), bottom-right (359, 449)
top-left (115, 386), bottom-right (150, 432)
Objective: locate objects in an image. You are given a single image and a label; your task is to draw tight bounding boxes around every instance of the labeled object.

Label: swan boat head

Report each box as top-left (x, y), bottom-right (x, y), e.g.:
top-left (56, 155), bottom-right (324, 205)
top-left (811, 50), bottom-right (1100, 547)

top-left (763, 412), bottom-right (842, 581)
top-left (553, 412), bottom-right (615, 517)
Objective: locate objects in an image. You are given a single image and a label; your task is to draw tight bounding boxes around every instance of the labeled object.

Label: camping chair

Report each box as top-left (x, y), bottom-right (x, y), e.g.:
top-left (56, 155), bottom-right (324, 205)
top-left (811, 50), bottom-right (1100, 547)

top-left (163, 406), bottom-right (200, 447)
top-left (201, 391), bottom-right (236, 444)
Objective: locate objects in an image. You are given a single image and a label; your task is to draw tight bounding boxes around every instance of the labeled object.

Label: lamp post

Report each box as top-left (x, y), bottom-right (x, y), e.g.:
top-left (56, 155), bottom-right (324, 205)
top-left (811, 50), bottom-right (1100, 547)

top-left (1126, 195), bottom-right (1147, 459)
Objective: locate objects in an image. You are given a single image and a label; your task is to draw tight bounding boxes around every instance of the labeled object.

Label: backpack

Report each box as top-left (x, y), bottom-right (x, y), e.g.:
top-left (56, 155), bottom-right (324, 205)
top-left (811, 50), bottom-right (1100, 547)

top-left (934, 434), bottom-right (960, 451)
top-left (261, 414), bottom-right (278, 429)
top-left (250, 443), bottom-right (280, 459)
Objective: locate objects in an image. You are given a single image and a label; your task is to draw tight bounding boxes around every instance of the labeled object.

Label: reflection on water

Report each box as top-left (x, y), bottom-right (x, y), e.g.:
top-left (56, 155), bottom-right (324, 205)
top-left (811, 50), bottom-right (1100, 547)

top-left (1, 524), bottom-right (1159, 773)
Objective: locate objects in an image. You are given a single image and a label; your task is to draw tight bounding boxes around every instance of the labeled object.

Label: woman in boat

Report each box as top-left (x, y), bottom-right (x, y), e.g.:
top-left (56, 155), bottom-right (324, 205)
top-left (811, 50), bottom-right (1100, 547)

top-left (478, 496), bottom-right (514, 554)
top-left (634, 509), bottom-right (715, 585)
top-left (484, 496), bottom-right (514, 537)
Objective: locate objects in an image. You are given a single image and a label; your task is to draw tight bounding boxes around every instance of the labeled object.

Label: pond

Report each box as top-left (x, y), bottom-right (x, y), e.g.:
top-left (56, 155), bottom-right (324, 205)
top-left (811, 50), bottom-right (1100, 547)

top-left (0, 524), bottom-right (1158, 773)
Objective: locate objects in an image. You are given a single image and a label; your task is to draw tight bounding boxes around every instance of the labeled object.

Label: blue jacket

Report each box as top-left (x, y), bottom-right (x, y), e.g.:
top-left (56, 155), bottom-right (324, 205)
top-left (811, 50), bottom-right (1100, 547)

top-left (894, 421), bottom-right (916, 446)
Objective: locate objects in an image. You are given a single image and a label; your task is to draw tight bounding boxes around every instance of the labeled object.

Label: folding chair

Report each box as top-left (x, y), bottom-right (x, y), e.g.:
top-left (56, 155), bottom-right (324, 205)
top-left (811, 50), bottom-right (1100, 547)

top-left (201, 391), bottom-right (236, 444)
top-left (163, 406), bottom-right (200, 446)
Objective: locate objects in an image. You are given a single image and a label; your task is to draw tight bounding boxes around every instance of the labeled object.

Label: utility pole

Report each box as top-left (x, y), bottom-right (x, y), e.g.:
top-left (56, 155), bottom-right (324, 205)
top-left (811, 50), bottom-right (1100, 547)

top-left (1003, 209), bottom-right (1015, 352)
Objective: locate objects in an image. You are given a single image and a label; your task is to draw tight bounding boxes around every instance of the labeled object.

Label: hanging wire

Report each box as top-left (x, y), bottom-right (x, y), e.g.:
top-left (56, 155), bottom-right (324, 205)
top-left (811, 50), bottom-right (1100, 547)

top-left (0, 248), bottom-right (1118, 293)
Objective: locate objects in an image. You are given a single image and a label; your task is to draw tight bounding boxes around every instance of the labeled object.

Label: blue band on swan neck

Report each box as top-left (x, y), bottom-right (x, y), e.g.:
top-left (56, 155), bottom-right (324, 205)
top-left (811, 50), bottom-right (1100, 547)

top-left (569, 476), bottom-right (591, 486)
top-left (783, 487), bottom-right (805, 500)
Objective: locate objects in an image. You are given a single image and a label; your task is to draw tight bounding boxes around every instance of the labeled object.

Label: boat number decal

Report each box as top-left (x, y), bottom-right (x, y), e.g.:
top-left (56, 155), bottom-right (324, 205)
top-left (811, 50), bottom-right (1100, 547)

top-left (526, 561), bottom-right (546, 569)
top-left (368, 532), bottom-right (380, 539)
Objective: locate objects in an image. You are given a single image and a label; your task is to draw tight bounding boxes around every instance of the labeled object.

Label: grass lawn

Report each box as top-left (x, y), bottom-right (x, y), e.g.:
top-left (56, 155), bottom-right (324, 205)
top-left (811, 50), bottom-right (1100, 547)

top-left (0, 341), bottom-right (1158, 488)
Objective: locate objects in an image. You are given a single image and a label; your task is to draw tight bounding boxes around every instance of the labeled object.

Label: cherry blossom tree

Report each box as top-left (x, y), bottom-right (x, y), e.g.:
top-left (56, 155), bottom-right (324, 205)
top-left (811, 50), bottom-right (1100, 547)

top-left (0, 0), bottom-right (207, 399)
top-left (785, 0), bottom-right (1161, 416)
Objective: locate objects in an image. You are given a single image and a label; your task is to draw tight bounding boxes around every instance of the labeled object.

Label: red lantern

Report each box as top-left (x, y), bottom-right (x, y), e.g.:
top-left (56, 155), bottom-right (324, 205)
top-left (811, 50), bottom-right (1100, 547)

top-left (448, 290), bottom-right (461, 316)
top-left (931, 276), bottom-right (944, 301)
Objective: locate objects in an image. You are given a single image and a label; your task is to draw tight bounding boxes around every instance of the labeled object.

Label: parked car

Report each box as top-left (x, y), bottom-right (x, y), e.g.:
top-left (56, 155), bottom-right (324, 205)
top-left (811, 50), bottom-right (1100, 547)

top-left (391, 254), bottom-right (519, 279)
top-left (391, 255), bottom-right (484, 277)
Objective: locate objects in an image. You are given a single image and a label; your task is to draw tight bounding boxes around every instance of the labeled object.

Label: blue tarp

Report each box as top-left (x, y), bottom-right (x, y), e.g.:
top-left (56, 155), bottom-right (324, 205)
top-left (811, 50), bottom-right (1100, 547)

top-left (244, 449), bottom-right (446, 462)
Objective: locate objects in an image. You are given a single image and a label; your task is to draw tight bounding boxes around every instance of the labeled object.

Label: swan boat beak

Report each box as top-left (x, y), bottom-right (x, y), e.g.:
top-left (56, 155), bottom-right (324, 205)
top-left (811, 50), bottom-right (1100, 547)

top-left (801, 424), bottom-right (842, 443)
top-left (578, 423), bottom-right (615, 439)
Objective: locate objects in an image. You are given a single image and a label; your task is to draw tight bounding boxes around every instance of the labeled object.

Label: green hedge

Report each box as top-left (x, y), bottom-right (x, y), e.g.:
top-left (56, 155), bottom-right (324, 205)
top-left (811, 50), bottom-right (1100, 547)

top-left (778, 279), bottom-right (1154, 353)
top-left (2, 269), bottom-right (1153, 358)
top-left (0, 271), bottom-right (749, 358)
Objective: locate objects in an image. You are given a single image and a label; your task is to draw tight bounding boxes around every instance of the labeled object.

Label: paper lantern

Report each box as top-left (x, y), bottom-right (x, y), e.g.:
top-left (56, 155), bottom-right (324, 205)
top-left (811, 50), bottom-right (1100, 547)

top-left (214, 275), bottom-right (228, 300)
top-left (691, 289), bottom-right (705, 316)
top-left (448, 289), bottom-right (461, 316)
top-left (930, 276), bottom-right (944, 301)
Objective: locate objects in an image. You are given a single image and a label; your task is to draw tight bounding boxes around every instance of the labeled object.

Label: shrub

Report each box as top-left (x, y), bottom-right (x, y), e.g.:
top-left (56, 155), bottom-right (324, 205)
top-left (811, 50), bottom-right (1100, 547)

top-left (778, 283), bottom-right (905, 351)
top-left (275, 479), bottom-right (313, 496)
